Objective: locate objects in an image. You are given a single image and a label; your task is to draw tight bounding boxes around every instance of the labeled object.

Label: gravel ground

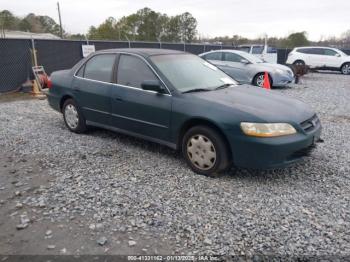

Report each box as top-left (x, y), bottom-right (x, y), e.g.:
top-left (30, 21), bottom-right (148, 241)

top-left (0, 72), bottom-right (349, 257)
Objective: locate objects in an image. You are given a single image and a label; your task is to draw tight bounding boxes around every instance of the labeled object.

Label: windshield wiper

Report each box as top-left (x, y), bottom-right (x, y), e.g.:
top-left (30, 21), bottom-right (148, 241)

top-left (182, 88), bottom-right (212, 94)
top-left (214, 83), bottom-right (234, 90)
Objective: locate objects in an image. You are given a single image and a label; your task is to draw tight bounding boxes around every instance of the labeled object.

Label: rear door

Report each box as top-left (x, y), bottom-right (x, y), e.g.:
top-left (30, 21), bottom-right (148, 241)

top-left (72, 54), bottom-right (117, 124)
top-left (111, 54), bottom-right (172, 141)
top-left (306, 48), bottom-right (324, 67)
top-left (202, 51), bottom-right (223, 67)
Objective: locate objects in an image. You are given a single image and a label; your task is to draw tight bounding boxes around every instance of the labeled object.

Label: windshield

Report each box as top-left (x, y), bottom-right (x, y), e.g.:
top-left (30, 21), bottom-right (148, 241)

top-left (238, 46), bottom-right (250, 53)
top-left (336, 49), bottom-right (348, 56)
top-left (240, 52), bottom-right (264, 64)
top-left (150, 54), bottom-right (238, 93)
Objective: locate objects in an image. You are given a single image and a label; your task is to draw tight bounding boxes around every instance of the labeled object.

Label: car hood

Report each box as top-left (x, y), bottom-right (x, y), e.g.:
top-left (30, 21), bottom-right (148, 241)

top-left (190, 85), bottom-right (314, 124)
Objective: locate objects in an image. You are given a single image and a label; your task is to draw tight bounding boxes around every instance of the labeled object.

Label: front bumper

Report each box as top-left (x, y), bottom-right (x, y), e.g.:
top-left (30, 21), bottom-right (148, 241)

top-left (272, 72), bottom-right (295, 87)
top-left (227, 124), bottom-right (322, 169)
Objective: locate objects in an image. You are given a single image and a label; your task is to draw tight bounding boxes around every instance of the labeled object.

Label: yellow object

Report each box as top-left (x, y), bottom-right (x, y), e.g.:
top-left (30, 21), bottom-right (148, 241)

top-left (240, 122), bottom-right (296, 137)
top-left (31, 80), bottom-right (46, 99)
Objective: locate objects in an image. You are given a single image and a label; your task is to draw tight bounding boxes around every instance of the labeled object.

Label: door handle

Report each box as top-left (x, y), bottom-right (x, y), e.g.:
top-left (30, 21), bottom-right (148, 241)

top-left (114, 97), bottom-right (123, 101)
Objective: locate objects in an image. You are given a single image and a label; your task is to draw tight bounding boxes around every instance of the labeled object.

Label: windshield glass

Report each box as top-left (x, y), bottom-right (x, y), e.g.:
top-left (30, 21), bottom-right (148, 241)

top-left (150, 54), bottom-right (238, 93)
top-left (238, 46), bottom-right (250, 53)
top-left (336, 49), bottom-right (348, 56)
top-left (240, 52), bottom-right (264, 63)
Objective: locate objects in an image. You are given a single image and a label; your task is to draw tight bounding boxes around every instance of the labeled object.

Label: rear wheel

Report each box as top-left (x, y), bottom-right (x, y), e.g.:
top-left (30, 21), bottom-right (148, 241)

top-left (62, 99), bottom-right (87, 133)
top-left (182, 126), bottom-right (231, 176)
top-left (341, 63), bottom-right (350, 75)
top-left (293, 60), bottom-right (305, 66)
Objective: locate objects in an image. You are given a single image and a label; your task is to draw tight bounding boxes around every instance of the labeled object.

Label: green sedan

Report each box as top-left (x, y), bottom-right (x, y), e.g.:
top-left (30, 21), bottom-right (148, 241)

top-left (47, 48), bottom-right (322, 176)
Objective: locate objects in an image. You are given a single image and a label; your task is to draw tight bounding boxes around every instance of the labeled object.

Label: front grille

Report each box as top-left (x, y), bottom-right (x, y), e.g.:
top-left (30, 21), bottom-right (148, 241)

top-left (300, 114), bottom-right (320, 133)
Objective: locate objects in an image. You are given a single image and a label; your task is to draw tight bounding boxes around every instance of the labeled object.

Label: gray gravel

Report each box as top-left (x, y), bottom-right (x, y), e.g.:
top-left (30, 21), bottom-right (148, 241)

top-left (0, 72), bottom-right (350, 256)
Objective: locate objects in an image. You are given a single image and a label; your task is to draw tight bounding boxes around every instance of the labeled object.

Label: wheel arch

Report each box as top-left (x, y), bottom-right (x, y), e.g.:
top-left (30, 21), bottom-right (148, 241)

top-left (60, 95), bottom-right (74, 112)
top-left (252, 72), bottom-right (273, 86)
top-left (177, 118), bottom-right (232, 158)
top-left (340, 62), bottom-right (350, 69)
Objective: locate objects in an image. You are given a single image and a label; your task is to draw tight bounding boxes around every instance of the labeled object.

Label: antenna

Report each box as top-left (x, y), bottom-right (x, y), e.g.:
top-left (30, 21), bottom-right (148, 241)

top-left (57, 2), bottom-right (63, 38)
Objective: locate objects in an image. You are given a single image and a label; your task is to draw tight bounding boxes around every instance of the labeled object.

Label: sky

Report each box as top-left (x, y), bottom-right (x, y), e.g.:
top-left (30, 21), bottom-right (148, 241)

top-left (1, 0), bottom-right (350, 41)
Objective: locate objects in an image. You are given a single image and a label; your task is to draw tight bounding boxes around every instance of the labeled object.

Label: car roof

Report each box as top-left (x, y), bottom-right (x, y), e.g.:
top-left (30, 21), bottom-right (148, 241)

top-left (94, 48), bottom-right (186, 58)
top-left (201, 49), bottom-right (247, 55)
top-left (295, 46), bottom-right (338, 50)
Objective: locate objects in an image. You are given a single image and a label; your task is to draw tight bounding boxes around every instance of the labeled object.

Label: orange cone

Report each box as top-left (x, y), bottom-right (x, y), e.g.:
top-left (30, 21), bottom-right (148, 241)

top-left (263, 72), bottom-right (271, 90)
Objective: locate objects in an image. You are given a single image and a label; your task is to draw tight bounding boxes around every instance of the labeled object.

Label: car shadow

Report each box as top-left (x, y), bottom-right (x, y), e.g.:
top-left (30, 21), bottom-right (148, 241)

top-left (84, 126), bottom-right (311, 181)
top-left (85, 126), bottom-right (181, 158)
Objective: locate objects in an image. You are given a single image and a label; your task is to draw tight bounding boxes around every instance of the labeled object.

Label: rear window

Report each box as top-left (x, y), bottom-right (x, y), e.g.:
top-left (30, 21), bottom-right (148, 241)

top-left (267, 47), bottom-right (277, 53)
top-left (252, 46), bottom-right (264, 54)
top-left (83, 54), bottom-right (116, 82)
top-left (203, 52), bottom-right (222, 61)
top-left (296, 48), bottom-right (311, 54)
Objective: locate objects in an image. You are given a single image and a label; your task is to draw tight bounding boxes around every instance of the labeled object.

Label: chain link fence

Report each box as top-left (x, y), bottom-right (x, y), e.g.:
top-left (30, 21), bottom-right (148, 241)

top-left (1, 38), bottom-right (350, 93)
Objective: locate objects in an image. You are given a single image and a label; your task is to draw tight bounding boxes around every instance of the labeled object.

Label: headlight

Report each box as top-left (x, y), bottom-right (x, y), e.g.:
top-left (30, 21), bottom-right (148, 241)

top-left (240, 122), bottom-right (296, 137)
top-left (275, 68), bottom-right (285, 74)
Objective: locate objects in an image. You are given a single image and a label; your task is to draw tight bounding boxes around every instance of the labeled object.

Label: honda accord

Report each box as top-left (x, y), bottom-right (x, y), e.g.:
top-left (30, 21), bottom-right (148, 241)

top-left (47, 48), bottom-right (322, 176)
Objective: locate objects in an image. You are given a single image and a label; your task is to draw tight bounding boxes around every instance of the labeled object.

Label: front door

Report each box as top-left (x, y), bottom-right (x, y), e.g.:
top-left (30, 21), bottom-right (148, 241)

top-left (219, 52), bottom-right (250, 83)
top-left (111, 54), bottom-right (172, 142)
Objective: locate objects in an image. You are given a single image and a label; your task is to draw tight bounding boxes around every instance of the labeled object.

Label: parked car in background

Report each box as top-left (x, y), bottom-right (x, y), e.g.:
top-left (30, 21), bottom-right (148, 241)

top-left (286, 46), bottom-right (350, 75)
top-left (47, 48), bottom-right (322, 176)
top-left (199, 50), bottom-right (294, 87)
top-left (238, 44), bottom-right (278, 64)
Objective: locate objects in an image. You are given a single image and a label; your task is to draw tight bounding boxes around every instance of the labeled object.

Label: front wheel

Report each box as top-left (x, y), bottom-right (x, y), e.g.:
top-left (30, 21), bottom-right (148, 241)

top-left (62, 99), bottom-right (87, 133)
top-left (341, 63), bottom-right (350, 75)
top-left (253, 73), bottom-right (272, 88)
top-left (182, 126), bottom-right (231, 176)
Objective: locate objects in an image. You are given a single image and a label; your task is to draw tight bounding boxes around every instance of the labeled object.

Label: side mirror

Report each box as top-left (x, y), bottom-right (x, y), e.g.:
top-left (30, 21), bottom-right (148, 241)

top-left (335, 53), bottom-right (341, 57)
top-left (240, 59), bottom-right (250, 64)
top-left (141, 80), bottom-right (165, 93)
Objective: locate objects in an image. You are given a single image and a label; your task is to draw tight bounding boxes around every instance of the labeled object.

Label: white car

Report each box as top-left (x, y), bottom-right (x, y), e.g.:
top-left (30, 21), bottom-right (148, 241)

top-left (238, 44), bottom-right (278, 64)
top-left (286, 46), bottom-right (350, 75)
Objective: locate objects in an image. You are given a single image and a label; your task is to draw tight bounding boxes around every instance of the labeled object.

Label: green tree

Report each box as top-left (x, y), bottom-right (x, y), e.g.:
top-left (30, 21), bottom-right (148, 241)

top-left (0, 10), bottom-right (20, 30)
top-left (88, 17), bottom-right (117, 40)
top-left (179, 12), bottom-right (197, 42)
top-left (283, 31), bottom-right (309, 48)
top-left (163, 15), bottom-right (181, 42)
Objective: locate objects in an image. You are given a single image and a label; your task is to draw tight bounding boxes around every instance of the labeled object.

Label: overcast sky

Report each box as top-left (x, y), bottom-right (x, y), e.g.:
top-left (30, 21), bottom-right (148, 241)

top-left (1, 0), bottom-right (349, 40)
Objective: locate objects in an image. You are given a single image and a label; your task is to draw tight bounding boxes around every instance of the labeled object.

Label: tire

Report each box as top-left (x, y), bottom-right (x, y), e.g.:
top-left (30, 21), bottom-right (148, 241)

top-left (182, 126), bottom-right (231, 176)
top-left (253, 73), bottom-right (272, 88)
top-left (62, 98), bottom-right (87, 133)
top-left (293, 60), bottom-right (305, 66)
top-left (341, 63), bottom-right (350, 75)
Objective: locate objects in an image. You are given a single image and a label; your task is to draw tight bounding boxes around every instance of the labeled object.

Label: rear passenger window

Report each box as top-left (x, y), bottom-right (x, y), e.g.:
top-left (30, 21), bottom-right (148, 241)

top-left (76, 65), bottom-right (85, 77)
top-left (252, 46), bottom-right (264, 54)
top-left (117, 54), bottom-right (158, 89)
top-left (297, 48), bottom-right (311, 54)
top-left (84, 54), bottom-right (116, 82)
top-left (309, 48), bottom-right (324, 55)
top-left (203, 52), bottom-right (222, 61)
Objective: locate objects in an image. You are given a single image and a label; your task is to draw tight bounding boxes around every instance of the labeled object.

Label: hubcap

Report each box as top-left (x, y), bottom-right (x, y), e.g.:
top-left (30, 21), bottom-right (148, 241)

top-left (187, 134), bottom-right (216, 170)
top-left (64, 104), bottom-right (79, 129)
top-left (342, 64), bottom-right (350, 75)
top-left (256, 75), bottom-right (265, 87)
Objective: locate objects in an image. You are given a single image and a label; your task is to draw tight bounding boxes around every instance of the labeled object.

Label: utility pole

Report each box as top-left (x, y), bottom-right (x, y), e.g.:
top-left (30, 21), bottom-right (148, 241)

top-left (57, 2), bottom-right (63, 38)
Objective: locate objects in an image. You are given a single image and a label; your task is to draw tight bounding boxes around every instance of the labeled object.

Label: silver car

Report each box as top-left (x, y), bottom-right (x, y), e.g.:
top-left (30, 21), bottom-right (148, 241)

top-left (199, 50), bottom-right (294, 87)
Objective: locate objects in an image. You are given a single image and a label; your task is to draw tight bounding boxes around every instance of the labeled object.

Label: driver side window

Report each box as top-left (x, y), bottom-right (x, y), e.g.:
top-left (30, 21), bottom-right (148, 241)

top-left (117, 54), bottom-right (158, 89)
top-left (223, 52), bottom-right (244, 63)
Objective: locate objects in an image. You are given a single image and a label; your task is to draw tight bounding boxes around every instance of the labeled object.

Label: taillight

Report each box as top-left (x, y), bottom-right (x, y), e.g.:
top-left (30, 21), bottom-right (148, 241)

top-left (47, 77), bottom-right (52, 88)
